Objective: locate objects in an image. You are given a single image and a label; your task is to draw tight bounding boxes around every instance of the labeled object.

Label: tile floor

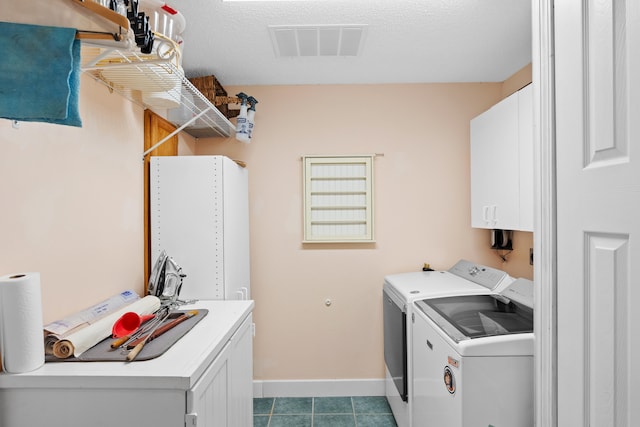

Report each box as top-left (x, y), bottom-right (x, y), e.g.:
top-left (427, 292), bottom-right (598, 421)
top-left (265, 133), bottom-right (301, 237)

top-left (253, 396), bottom-right (397, 427)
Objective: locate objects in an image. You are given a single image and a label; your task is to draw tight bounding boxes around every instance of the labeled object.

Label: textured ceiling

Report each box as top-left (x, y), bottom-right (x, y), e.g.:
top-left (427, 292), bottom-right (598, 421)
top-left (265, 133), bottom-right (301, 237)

top-left (168, 0), bottom-right (532, 86)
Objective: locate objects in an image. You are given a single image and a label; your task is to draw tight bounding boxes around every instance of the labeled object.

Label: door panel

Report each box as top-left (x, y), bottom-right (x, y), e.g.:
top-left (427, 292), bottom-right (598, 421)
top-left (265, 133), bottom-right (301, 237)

top-left (555, 0), bottom-right (640, 425)
top-left (586, 233), bottom-right (630, 426)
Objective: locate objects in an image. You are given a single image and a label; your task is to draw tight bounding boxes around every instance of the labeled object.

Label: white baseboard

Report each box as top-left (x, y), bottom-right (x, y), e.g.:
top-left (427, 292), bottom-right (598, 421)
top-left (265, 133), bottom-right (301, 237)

top-left (253, 379), bottom-right (386, 398)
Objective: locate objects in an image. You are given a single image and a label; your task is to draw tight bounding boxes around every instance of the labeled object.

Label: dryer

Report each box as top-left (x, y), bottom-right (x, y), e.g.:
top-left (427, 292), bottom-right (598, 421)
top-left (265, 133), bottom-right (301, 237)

top-left (383, 260), bottom-right (513, 427)
top-left (412, 278), bottom-right (534, 427)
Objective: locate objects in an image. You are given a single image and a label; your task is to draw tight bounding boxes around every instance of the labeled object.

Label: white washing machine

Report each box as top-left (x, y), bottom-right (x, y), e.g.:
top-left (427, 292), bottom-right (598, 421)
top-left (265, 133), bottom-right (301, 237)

top-left (383, 260), bottom-right (513, 427)
top-left (412, 278), bottom-right (534, 427)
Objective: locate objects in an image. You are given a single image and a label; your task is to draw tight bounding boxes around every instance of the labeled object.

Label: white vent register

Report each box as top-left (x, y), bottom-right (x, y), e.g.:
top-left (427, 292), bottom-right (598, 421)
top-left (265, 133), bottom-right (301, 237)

top-left (269, 24), bottom-right (368, 57)
top-left (303, 155), bottom-right (374, 243)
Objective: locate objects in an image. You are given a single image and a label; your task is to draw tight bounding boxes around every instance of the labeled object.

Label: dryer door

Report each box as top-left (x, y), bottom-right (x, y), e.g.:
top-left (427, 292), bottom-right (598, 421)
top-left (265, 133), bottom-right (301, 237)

top-left (383, 287), bottom-right (407, 402)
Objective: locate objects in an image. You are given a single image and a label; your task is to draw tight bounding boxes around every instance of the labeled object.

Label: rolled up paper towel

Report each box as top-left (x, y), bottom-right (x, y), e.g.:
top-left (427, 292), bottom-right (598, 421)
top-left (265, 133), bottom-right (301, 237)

top-left (52, 295), bottom-right (160, 359)
top-left (0, 273), bottom-right (45, 373)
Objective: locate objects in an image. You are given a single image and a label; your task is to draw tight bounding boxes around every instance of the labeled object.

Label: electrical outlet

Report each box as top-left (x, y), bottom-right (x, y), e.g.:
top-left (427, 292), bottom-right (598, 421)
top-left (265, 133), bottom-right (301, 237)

top-left (529, 248), bottom-right (534, 265)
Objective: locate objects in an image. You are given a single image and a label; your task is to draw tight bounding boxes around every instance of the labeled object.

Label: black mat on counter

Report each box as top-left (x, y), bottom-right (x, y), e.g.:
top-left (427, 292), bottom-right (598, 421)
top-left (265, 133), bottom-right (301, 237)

top-left (45, 309), bottom-right (208, 362)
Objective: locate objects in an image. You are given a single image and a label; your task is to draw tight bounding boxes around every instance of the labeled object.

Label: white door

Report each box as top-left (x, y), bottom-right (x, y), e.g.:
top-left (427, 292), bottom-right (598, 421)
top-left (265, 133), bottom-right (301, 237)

top-left (555, 1), bottom-right (640, 426)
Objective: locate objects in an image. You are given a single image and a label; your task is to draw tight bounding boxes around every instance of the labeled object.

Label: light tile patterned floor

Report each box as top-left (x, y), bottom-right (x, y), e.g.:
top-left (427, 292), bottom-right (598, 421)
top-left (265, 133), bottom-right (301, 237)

top-left (253, 396), bottom-right (397, 427)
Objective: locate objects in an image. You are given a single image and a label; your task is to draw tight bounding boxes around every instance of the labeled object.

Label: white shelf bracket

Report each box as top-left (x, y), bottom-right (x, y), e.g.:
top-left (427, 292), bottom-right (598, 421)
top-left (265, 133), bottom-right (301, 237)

top-left (142, 107), bottom-right (215, 159)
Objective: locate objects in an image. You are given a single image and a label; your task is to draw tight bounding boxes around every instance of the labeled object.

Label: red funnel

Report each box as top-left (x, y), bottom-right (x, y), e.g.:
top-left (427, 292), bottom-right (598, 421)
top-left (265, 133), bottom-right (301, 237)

top-left (112, 312), bottom-right (155, 338)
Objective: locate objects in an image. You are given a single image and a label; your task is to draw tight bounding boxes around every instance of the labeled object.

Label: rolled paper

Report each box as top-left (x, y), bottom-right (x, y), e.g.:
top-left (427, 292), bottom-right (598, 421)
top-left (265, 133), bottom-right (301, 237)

top-left (52, 295), bottom-right (161, 358)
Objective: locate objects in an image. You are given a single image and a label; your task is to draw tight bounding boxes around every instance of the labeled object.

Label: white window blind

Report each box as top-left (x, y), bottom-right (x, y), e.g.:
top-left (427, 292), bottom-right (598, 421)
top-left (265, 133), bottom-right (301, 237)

top-left (303, 155), bottom-right (374, 242)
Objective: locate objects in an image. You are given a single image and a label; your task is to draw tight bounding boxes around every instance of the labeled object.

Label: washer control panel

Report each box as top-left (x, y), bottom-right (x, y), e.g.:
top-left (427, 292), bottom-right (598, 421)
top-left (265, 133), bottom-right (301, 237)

top-left (448, 259), bottom-right (509, 290)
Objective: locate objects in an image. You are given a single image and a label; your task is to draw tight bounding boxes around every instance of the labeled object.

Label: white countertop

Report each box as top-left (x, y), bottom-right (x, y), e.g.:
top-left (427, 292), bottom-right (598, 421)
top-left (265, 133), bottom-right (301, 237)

top-left (0, 300), bottom-right (254, 391)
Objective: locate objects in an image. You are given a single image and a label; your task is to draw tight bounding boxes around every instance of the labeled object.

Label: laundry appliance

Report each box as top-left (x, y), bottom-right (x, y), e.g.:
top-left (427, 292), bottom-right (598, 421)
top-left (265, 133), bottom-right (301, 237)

top-left (383, 260), bottom-right (513, 427)
top-left (412, 278), bottom-right (534, 427)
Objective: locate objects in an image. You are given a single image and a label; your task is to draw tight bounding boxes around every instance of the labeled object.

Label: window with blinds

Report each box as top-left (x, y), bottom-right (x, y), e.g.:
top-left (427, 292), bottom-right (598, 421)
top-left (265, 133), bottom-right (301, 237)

top-left (303, 155), bottom-right (374, 243)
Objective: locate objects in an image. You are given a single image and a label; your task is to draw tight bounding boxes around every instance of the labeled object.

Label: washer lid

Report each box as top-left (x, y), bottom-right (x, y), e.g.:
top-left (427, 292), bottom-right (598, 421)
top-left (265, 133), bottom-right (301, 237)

top-left (383, 270), bottom-right (491, 302)
top-left (414, 293), bottom-right (533, 343)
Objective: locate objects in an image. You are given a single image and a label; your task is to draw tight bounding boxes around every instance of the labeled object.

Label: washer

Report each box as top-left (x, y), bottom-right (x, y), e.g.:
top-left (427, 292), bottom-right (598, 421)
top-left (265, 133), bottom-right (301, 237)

top-left (383, 260), bottom-right (513, 427)
top-left (412, 278), bottom-right (534, 427)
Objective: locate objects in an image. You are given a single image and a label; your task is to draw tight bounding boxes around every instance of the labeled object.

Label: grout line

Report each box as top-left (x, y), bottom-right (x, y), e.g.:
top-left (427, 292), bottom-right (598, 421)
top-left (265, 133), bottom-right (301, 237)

top-left (266, 397), bottom-right (274, 427)
top-left (352, 397), bottom-right (358, 427)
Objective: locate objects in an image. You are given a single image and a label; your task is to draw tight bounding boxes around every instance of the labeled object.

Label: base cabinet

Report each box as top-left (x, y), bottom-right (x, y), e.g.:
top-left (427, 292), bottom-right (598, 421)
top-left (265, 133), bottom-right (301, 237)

top-left (0, 301), bottom-right (254, 427)
top-left (187, 315), bottom-right (253, 427)
top-left (229, 314), bottom-right (254, 426)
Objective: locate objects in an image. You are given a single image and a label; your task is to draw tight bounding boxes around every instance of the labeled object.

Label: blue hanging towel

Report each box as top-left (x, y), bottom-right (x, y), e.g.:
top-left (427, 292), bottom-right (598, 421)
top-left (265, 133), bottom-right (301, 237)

top-left (0, 21), bottom-right (82, 127)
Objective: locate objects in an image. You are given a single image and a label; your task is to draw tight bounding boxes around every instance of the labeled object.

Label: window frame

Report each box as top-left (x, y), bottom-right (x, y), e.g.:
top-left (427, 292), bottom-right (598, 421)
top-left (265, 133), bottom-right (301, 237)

top-left (302, 155), bottom-right (375, 243)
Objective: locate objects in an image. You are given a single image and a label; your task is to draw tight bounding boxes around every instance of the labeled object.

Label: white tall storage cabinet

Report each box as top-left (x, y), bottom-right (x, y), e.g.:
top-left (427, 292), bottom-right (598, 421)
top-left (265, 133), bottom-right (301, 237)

top-left (151, 156), bottom-right (250, 301)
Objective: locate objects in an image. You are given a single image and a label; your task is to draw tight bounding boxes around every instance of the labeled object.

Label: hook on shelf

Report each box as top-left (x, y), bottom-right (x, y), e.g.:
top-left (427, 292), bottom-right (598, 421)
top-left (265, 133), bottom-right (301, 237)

top-left (493, 249), bottom-right (513, 263)
top-left (76, 30), bottom-right (124, 42)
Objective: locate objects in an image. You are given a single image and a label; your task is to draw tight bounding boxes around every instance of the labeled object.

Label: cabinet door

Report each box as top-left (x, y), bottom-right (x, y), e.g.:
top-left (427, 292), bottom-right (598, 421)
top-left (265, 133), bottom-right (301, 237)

top-left (186, 342), bottom-right (231, 427)
top-left (229, 315), bottom-right (254, 427)
top-left (470, 92), bottom-right (520, 229)
top-left (222, 156), bottom-right (251, 300)
top-left (517, 85), bottom-right (534, 232)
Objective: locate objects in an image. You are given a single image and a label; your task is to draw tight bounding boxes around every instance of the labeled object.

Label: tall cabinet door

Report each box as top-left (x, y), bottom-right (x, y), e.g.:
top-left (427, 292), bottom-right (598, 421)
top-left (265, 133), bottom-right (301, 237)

top-left (517, 85), bottom-right (534, 232)
top-left (222, 157), bottom-right (251, 300)
top-left (470, 92), bottom-right (520, 229)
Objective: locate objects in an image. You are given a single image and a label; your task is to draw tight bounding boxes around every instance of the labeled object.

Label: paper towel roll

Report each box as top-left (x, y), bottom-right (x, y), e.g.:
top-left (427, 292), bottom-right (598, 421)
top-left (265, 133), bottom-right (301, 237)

top-left (0, 273), bottom-right (45, 373)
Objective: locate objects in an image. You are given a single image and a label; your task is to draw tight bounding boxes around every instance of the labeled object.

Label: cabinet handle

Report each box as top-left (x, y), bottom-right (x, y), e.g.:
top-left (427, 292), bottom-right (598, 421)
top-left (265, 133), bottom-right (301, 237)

top-left (491, 205), bottom-right (497, 225)
top-left (483, 206), bottom-right (489, 223)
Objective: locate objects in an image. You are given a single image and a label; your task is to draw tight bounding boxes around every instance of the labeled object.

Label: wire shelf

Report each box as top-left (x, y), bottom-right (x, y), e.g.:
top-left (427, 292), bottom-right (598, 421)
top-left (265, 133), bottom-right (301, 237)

top-left (80, 38), bottom-right (235, 139)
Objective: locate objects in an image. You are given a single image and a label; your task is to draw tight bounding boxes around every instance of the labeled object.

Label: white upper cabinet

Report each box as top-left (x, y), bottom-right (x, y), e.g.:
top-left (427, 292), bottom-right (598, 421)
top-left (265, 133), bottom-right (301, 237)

top-left (470, 84), bottom-right (533, 231)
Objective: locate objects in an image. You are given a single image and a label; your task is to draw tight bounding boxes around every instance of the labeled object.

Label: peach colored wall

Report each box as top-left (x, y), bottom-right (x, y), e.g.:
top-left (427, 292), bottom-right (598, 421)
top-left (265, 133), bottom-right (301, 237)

top-left (502, 63), bottom-right (533, 98)
top-left (0, 75), bottom-right (147, 323)
top-left (194, 82), bottom-right (531, 381)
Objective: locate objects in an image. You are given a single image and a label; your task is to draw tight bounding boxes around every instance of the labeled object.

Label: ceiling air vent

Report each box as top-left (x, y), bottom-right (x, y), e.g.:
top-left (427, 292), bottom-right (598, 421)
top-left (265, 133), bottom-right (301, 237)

top-left (268, 24), bottom-right (368, 57)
